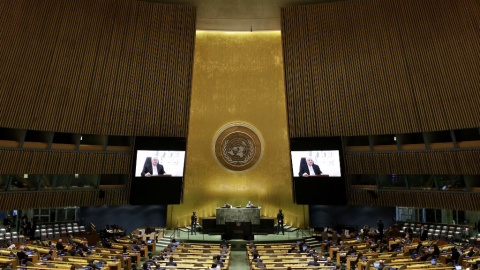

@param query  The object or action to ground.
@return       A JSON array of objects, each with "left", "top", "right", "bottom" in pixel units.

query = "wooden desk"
[
  {"left": 115, "top": 238, "right": 156, "bottom": 253},
  {"left": 0, "top": 255, "right": 17, "bottom": 269},
  {"left": 56, "top": 256, "right": 121, "bottom": 270},
  {"left": 110, "top": 243, "right": 147, "bottom": 258},
  {"left": 95, "top": 248, "right": 142, "bottom": 266}
]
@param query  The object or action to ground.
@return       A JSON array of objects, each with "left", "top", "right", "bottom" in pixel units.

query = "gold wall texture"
[{"left": 168, "top": 31, "right": 308, "bottom": 228}]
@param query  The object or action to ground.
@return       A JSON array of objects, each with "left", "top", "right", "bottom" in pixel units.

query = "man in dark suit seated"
[
  {"left": 166, "top": 257, "right": 177, "bottom": 266},
  {"left": 56, "top": 239, "right": 65, "bottom": 251},
  {"left": 141, "top": 157, "right": 165, "bottom": 177},
  {"left": 308, "top": 257, "right": 320, "bottom": 266},
  {"left": 325, "top": 257, "right": 335, "bottom": 266},
  {"left": 298, "top": 157, "right": 322, "bottom": 177},
  {"left": 17, "top": 247, "right": 28, "bottom": 264},
  {"left": 131, "top": 240, "right": 141, "bottom": 251},
  {"left": 43, "top": 250, "right": 53, "bottom": 260}
]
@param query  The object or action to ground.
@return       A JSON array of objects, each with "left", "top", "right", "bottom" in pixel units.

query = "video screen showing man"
[
  {"left": 135, "top": 150, "right": 185, "bottom": 177},
  {"left": 298, "top": 157, "right": 322, "bottom": 177},
  {"left": 291, "top": 150, "right": 342, "bottom": 177},
  {"left": 141, "top": 156, "right": 165, "bottom": 177}
]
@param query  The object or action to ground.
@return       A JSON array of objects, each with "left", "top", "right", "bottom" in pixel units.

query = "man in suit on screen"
[
  {"left": 141, "top": 156, "right": 165, "bottom": 177},
  {"left": 298, "top": 156, "right": 322, "bottom": 177}
]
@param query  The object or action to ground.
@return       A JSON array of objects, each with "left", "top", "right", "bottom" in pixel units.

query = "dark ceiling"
[{"left": 144, "top": 0, "right": 340, "bottom": 31}]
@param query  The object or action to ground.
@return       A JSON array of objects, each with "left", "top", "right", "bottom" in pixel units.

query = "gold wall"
[{"left": 168, "top": 31, "right": 308, "bottom": 228}]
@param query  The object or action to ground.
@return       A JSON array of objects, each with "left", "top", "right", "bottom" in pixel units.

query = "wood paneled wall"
[
  {"left": 345, "top": 149, "right": 480, "bottom": 175},
  {"left": 0, "top": 0, "right": 196, "bottom": 137},
  {"left": 0, "top": 149, "right": 131, "bottom": 174},
  {"left": 0, "top": 190, "right": 127, "bottom": 209},
  {"left": 282, "top": 0, "right": 480, "bottom": 137},
  {"left": 349, "top": 189, "right": 480, "bottom": 211}
]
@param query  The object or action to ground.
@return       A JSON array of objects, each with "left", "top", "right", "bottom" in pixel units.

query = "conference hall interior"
[{"left": 1, "top": 0, "right": 480, "bottom": 269}]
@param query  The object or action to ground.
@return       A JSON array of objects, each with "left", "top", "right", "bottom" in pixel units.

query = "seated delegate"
[
  {"left": 141, "top": 156, "right": 166, "bottom": 177},
  {"left": 298, "top": 156, "right": 322, "bottom": 177}
]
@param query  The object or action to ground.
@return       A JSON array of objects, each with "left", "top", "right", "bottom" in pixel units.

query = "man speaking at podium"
[
  {"left": 141, "top": 156, "right": 166, "bottom": 177},
  {"left": 298, "top": 156, "right": 322, "bottom": 177}
]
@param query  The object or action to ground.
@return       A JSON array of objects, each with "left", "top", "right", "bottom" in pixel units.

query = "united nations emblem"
[{"left": 213, "top": 123, "right": 264, "bottom": 172}]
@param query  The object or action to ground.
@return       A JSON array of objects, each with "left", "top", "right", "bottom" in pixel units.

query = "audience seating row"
[
  {"left": 160, "top": 242, "right": 231, "bottom": 270},
  {"left": 398, "top": 222, "right": 470, "bottom": 241},
  {"left": 35, "top": 224, "right": 86, "bottom": 240},
  {"left": 248, "top": 241, "right": 336, "bottom": 270},
  {"left": 0, "top": 230, "right": 25, "bottom": 244}
]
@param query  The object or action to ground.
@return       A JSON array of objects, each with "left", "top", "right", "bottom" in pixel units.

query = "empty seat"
[
  {"left": 11, "top": 231, "right": 18, "bottom": 242},
  {"left": 447, "top": 233, "right": 454, "bottom": 242}
]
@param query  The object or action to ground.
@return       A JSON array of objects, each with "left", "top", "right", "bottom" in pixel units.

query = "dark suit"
[
  {"left": 141, "top": 164, "right": 165, "bottom": 177},
  {"left": 277, "top": 212, "right": 284, "bottom": 235},
  {"left": 17, "top": 251, "right": 28, "bottom": 263},
  {"left": 298, "top": 164, "right": 322, "bottom": 177},
  {"left": 56, "top": 242, "right": 64, "bottom": 251},
  {"left": 191, "top": 214, "right": 197, "bottom": 235},
  {"left": 420, "top": 229, "right": 428, "bottom": 241}
]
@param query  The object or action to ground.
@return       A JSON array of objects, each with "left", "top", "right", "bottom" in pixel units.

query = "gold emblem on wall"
[{"left": 213, "top": 123, "right": 264, "bottom": 172}]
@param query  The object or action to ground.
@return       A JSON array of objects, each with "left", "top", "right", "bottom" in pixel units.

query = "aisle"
[{"left": 228, "top": 250, "right": 250, "bottom": 270}]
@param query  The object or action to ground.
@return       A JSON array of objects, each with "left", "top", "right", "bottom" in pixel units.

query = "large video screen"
[
  {"left": 291, "top": 150, "right": 341, "bottom": 177},
  {"left": 290, "top": 137, "right": 347, "bottom": 205},
  {"left": 135, "top": 150, "right": 185, "bottom": 177},
  {"left": 130, "top": 137, "right": 186, "bottom": 205}
]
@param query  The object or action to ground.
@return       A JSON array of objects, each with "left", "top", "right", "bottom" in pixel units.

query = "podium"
[
  {"left": 225, "top": 221, "right": 253, "bottom": 240},
  {"left": 216, "top": 208, "right": 260, "bottom": 225}
]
